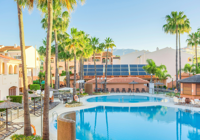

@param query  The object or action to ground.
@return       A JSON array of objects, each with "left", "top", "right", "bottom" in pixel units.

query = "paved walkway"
[{"left": 5, "top": 93, "right": 200, "bottom": 140}]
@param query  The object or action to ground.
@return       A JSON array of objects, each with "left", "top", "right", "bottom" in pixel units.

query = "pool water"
[
  {"left": 87, "top": 95, "right": 163, "bottom": 103},
  {"left": 54, "top": 106, "right": 200, "bottom": 140}
]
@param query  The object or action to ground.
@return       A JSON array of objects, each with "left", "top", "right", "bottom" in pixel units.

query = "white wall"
[
  {"left": 120, "top": 50, "right": 149, "bottom": 64},
  {"left": 0, "top": 60, "right": 19, "bottom": 100},
  {"left": 139, "top": 47, "right": 193, "bottom": 83}
]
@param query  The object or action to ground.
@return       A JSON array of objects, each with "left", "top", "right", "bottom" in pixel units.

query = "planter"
[{"left": 185, "top": 98, "right": 191, "bottom": 104}]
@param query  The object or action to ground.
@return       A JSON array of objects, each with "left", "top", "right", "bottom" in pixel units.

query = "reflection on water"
[{"left": 75, "top": 106, "right": 200, "bottom": 140}]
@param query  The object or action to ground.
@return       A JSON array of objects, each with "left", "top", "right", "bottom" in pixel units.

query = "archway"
[
  {"left": 14, "top": 65, "right": 17, "bottom": 74},
  {"left": 9, "top": 86, "right": 17, "bottom": 96},
  {"left": 2, "top": 62, "right": 5, "bottom": 74},
  {"left": 9, "top": 65, "right": 13, "bottom": 74}
]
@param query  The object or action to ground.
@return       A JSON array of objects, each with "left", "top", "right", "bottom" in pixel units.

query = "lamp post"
[{"left": 150, "top": 73, "right": 153, "bottom": 83}]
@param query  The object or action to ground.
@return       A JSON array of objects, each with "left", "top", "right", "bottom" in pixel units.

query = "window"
[
  {"left": 51, "top": 59, "right": 54, "bottom": 63},
  {"left": 14, "top": 56, "right": 21, "bottom": 59},
  {"left": 2, "top": 62, "right": 5, "bottom": 74},
  {"left": 9, "top": 65, "right": 13, "bottom": 74},
  {"left": 59, "top": 60, "right": 64, "bottom": 62},
  {"left": 59, "top": 66, "right": 63, "bottom": 70},
  {"left": 69, "top": 66, "right": 74, "bottom": 70},
  {"left": 14, "top": 65, "right": 17, "bottom": 74}
]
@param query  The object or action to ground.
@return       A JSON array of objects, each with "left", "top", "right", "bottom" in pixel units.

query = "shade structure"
[
  {"left": 28, "top": 94, "right": 39, "bottom": 115},
  {"left": 99, "top": 81, "right": 108, "bottom": 84},
  {"left": 58, "top": 87, "right": 73, "bottom": 93},
  {"left": 154, "top": 81, "right": 164, "bottom": 85},
  {"left": 129, "top": 81, "right": 138, "bottom": 92},
  {"left": 177, "top": 74, "right": 200, "bottom": 83},
  {"left": 0, "top": 100, "right": 22, "bottom": 131},
  {"left": 49, "top": 87, "right": 59, "bottom": 92}
]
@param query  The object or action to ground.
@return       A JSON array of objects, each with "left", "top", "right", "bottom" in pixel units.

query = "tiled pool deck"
[{"left": 5, "top": 93, "right": 200, "bottom": 140}]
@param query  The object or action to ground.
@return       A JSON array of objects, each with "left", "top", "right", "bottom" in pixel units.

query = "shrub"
[
  {"left": 41, "top": 84, "right": 45, "bottom": 90},
  {"left": 11, "top": 134, "right": 42, "bottom": 140},
  {"left": 0, "top": 101, "right": 5, "bottom": 112},
  {"left": 76, "top": 88, "right": 79, "bottom": 91},
  {"left": 30, "top": 84, "right": 40, "bottom": 91},
  {"left": 33, "top": 80, "right": 40, "bottom": 84},
  {"left": 7, "top": 96, "right": 22, "bottom": 104},
  {"left": 163, "top": 85, "right": 167, "bottom": 89}
]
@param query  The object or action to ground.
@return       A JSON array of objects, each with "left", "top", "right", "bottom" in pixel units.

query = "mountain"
[{"left": 112, "top": 49, "right": 137, "bottom": 56}]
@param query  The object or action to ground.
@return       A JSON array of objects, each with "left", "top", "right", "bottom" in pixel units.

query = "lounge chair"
[
  {"left": 128, "top": 88, "right": 132, "bottom": 93},
  {"left": 141, "top": 88, "right": 145, "bottom": 93},
  {"left": 136, "top": 88, "right": 140, "bottom": 93},
  {"left": 106, "top": 88, "right": 109, "bottom": 92},
  {"left": 116, "top": 88, "right": 120, "bottom": 93},
  {"left": 111, "top": 88, "right": 115, "bottom": 93},
  {"left": 122, "top": 88, "right": 126, "bottom": 93}
]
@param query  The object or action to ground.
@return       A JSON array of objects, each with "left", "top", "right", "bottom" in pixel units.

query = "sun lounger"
[
  {"left": 141, "top": 88, "right": 146, "bottom": 93},
  {"left": 128, "top": 88, "right": 132, "bottom": 93},
  {"left": 116, "top": 88, "right": 120, "bottom": 93},
  {"left": 122, "top": 88, "right": 126, "bottom": 93},
  {"left": 136, "top": 88, "right": 140, "bottom": 93},
  {"left": 111, "top": 88, "right": 115, "bottom": 93}
]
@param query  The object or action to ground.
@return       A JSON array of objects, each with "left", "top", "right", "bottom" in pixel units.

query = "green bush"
[
  {"left": 163, "top": 85, "right": 167, "bottom": 89},
  {"left": 61, "top": 70, "right": 72, "bottom": 76},
  {"left": 41, "top": 84, "right": 45, "bottom": 90},
  {"left": 7, "top": 96, "right": 22, "bottom": 104},
  {"left": 11, "top": 134, "right": 42, "bottom": 140},
  {"left": 76, "top": 88, "right": 79, "bottom": 91},
  {"left": 30, "top": 84, "right": 40, "bottom": 91},
  {"left": 0, "top": 101, "right": 5, "bottom": 112},
  {"left": 33, "top": 80, "right": 40, "bottom": 84}
]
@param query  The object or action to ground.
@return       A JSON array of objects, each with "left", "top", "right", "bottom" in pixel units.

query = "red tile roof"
[
  {"left": 0, "top": 46, "right": 32, "bottom": 52},
  {"left": 0, "top": 54, "right": 21, "bottom": 61}
]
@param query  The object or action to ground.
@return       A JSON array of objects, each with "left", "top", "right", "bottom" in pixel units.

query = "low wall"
[{"left": 57, "top": 111, "right": 76, "bottom": 140}]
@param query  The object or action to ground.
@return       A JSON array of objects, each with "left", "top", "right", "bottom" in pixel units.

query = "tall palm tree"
[
  {"left": 163, "top": 11, "right": 185, "bottom": 88},
  {"left": 178, "top": 18, "right": 191, "bottom": 80},
  {"left": 187, "top": 32, "right": 200, "bottom": 68},
  {"left": 90, "top": 37, "right": 99, "bottom": 92},
  {"left": 16, "top": 0, "right": 33, "bottom": 136},
  {"left": 38, "top": 1, "right": 85, "bottom": 139},
  {"left": 104, "top": 38, "right": 116, "bottom": 92}
]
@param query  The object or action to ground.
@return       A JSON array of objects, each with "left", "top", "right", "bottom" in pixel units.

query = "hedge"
[
  {"left": 33, "top": 80, "right": 40, "bottom": 84},
  {"left": 0, "top": 101, "right": 5, "bottom": 112},
  {"left": 11, "top": 134, "right": 42, "bottom": 140},
  {"left": 7, "top": 96, "right": 22, "bottom": 104},
  {"left": 30, "top": 84, "right": 40, "bottom": 91}
]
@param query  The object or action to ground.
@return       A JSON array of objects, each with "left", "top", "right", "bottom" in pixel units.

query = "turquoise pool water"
[
  {"left": 54, "top": 106, "right": 200, "bottom": 140},
  {"left": 86, "top": 95, "right": 163, "bottom": 103}
]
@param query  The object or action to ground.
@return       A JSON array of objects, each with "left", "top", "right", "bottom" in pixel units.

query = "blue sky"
[{"left": 0, "top": 0, "right": 200, "bottom": 52}]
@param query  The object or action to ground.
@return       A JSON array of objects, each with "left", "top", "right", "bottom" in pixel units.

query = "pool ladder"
[
  {"left": 119, "top": 97, "right": 124, "bottom": 103},
  {"left": 52, "top": 111, "right": 58, "bottom": 122}
]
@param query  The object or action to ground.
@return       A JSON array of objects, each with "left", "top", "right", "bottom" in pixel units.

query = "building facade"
[{"left": 0, "top": 55, "right": 21, "bottom": 100}]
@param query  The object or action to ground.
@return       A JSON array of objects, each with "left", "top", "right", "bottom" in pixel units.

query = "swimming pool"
[
  {"left": 54, "top": 106, "right": 200, "bottom": 140},
  {"left": 86, "top": 95, "right": 164, "bottom": 103}
]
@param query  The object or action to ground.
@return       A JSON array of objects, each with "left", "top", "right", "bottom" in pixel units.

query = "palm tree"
[
  {"left": 182, "top": 63, "right": 195, "bottom": 77},
  {"left": 58, "top": 45, "right": 74, "bottom": 87},
  {"left": 16, "top": 0, "right": 33, "bottom": 136},
  {"left": 157, "top": 69, "right": 171, "bottom": 88},
  {"left": 38, "top": 1, "right": 85, "bottom": 139},
  {"left": 90, "top": 37, "right": 99, "bottom": 92},
  {"left": 163, "top": 11, "right": 185, "bottom": 88},
  {"left": 104, "top": 38, "right": 116, "bottom": 92},
  {"left": 178, "top": 18, "right": 191, "bottom": 80},
  {"left": 186, "top": 32, "right": 200, "bottom": 68}
]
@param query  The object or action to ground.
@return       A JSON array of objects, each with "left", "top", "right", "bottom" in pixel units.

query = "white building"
[
  {"left": 0, "top": 55, "right": 21, "bottom": 100},
  {"left": 119, "top": 47, "right": 193, "bottom": 83},
  {"left": 0, "top": 45, "right": 40, "bottom": 78}
]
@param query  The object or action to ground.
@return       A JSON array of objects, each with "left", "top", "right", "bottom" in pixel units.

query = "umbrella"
[
  {"left": 49, "top": 87, "right": 59, "bottom": 92},
  {"left": 154, "top": 81, "right": 164, "bottom": 85},
  {"left": 129, "top": 81, "right": 138, "bottom": 92},
  {"left": 0, "top": 99, "right": 22, "bottom": 131},
  {"left": 29, "top": 94, "right": 39, "bottom": 115}
]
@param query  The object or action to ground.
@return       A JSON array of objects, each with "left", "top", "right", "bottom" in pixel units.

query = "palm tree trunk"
[
  {"left": 196, "top": 45, "right": 198, "bottom": 68},
  {"left": 65, "top": 59, "right": 67, "bottom": 86},
  {"left": 43, "top": 0, "right": 53, "bottom": 139},
  {"left": 94, "top": 52, "right": 97, "bottom": 92},
  {"left": 79, "top": 57, "right": 82, "bottom": 89},
  {"left": 176, "top": 26, "right": 178, "bottom": 88},
  {"left": 17, "top": 2, "right": 32, "bottom": 136},
  {"left": 54, "top": 30, "right": 58, "bottom": 89},
  {"left": 104, "top": 48, "right": 109, "bottom": 92},
  {"left": 50, "top": 68, "right": 52, "bottom": 87},
  {"left": 67, "top": 59, "right": 70, "bottom": 87},
  {"left": 179, "top": 33, "right": 181, "bottom": 80},
  {"left": 82, "top": 57, "right": 84, "bottom": 88},
  {"left": 73, "top": 48, "right": 76, "bottom": 101}
]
